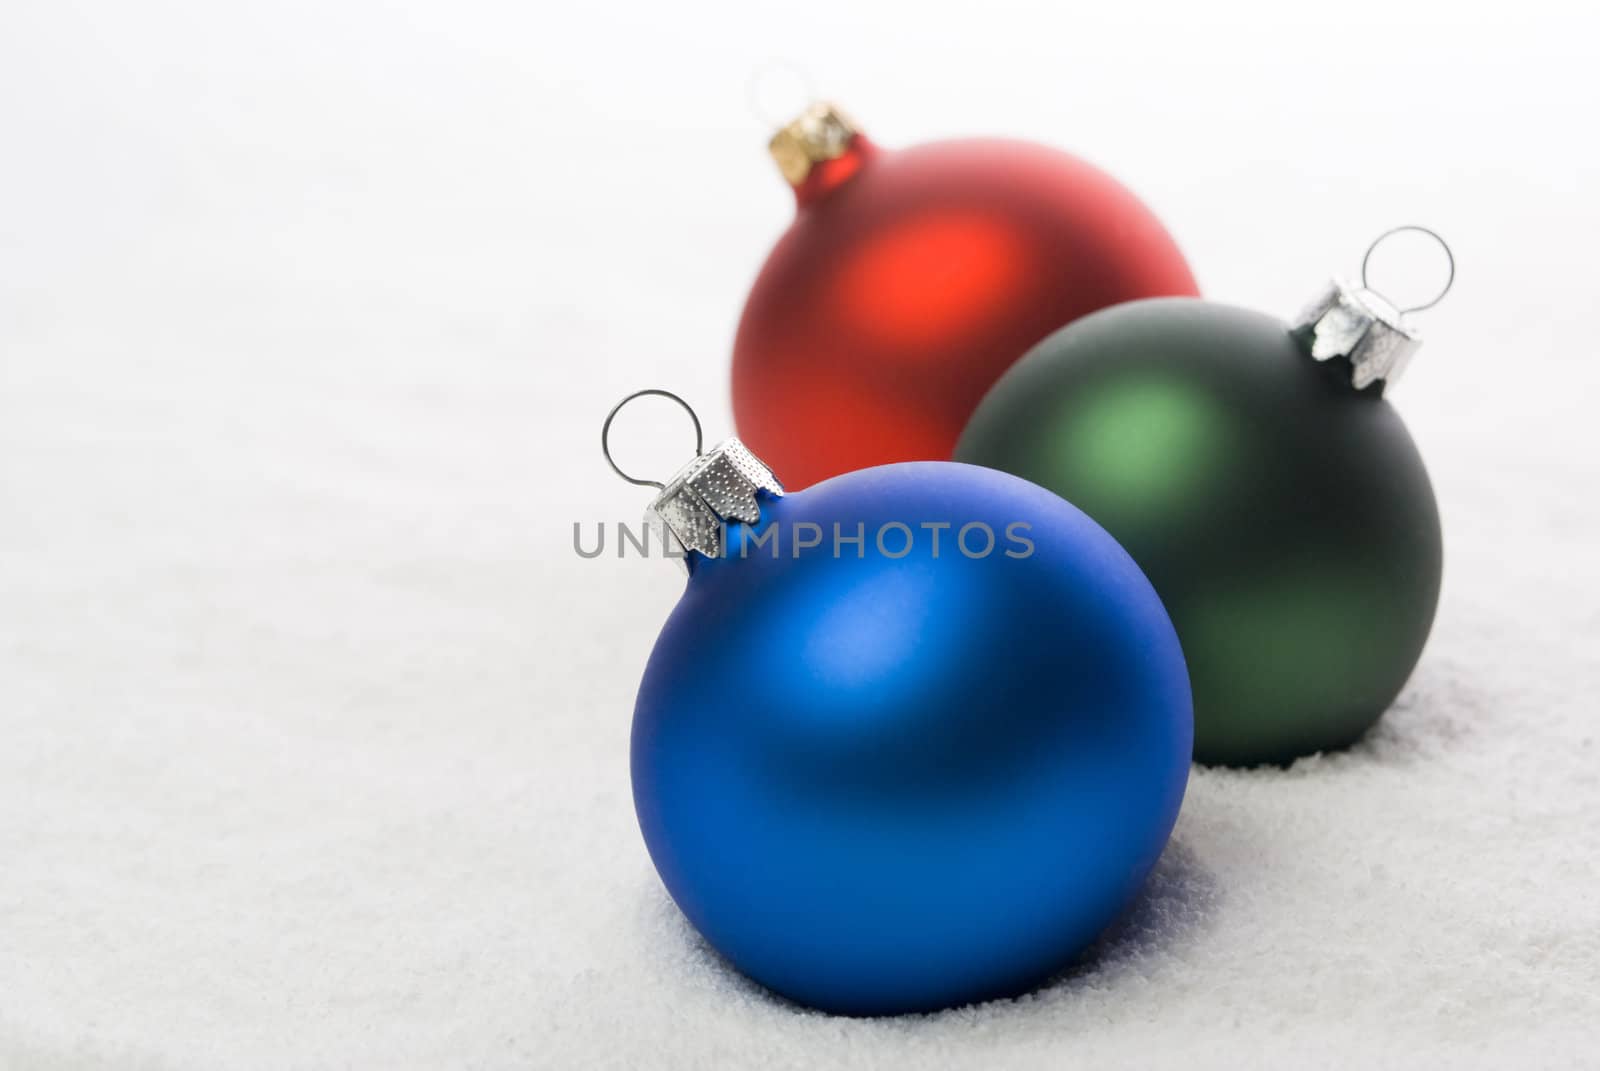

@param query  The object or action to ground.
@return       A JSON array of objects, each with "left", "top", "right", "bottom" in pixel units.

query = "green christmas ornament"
[{"left": 956, "top": 228, "right": 1453, "bottom": 767}]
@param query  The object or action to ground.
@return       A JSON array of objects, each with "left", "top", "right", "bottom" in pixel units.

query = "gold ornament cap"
[{"left": 768, "top": 102, "right": 859, "bottom": 185}]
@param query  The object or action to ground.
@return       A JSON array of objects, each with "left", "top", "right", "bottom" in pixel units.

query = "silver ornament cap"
[
  {"left": 1290, "top": 225, "right": 1455, "bottom": 391},
  {"left": 603, "top": 390, "right": 784, "bottom": 572},
  {"left": 645, "top": 437, "right": 784, "bottom": 568},
  {"left": 1291, "top": 279, "right": 1421, "bottom": 390}
]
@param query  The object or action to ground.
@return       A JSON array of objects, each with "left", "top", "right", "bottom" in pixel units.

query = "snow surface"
[{"left": 2, "top": 1, "right": 1598, "bottom": 1066}]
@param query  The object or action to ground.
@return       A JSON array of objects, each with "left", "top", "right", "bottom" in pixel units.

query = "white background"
[{"left": 3, "top": 0, "right": 1598, "bottom": 1067}]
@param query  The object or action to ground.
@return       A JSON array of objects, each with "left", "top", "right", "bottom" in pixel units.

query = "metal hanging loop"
[
  {"left": 600, "top": 389, "right": 704, "bottom": 490},
  {"left": 744, "top": 59, "right": 818, "bottom": 129},
  {"left": 1360, "top": 225, "right": 1456, "bottom": 315}
]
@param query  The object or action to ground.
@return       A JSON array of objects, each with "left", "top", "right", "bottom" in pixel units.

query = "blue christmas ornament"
[{"left": 607, "top": 391, "right": 1192, "bottom": 1016}]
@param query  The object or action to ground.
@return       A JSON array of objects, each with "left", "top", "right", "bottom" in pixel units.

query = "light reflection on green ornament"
[{"left": 1054, "top": 376, "right": 1236, "bottom": 518}]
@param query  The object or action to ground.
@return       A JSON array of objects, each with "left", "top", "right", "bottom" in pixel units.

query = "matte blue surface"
[{"left": 631, "top": 462, "right": 1192, "bottom": 1015}]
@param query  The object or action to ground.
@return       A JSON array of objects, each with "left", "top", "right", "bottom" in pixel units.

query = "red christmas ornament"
[{"left": 732, "top": 103, "right": 1199, "bottom": 489}]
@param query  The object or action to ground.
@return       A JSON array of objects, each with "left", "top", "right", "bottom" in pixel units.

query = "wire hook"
[
  {"left": 1360, "top": 225, "right": 1455, "bottom": 315},
  {"left": 744, "top": 60, "right": 818, "bottom": 129},
  {"left": 601, "top": 389, "right": 704, "bottom": 490}
]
